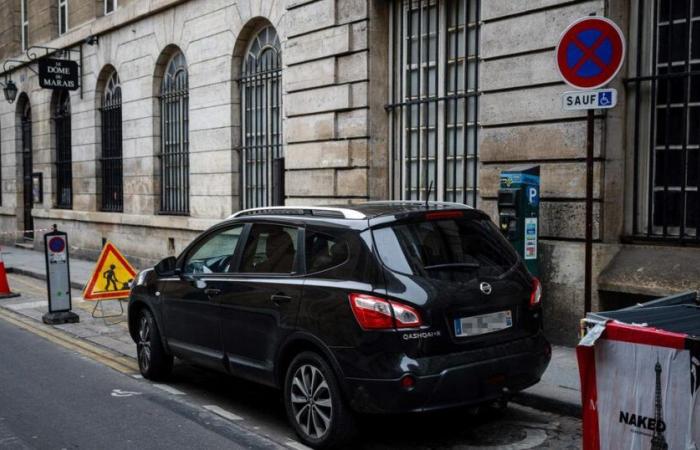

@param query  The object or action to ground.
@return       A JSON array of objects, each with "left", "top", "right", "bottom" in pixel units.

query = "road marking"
[
  {"left": 0, "top": 306, "right": 138, "bottom": 374},
  {"left": 285, "top": 440, "right": 312, "bottom": 450},
  {"left": 111, "top": 389, "right": 142, "bottom": 397},
  {"left": 202, "top": 405, "right": 244, "bottom": 421},
  {"left": 153, "top": 383, "right": 185, "bottom": 395},
  {"left": 460, "top": 429, "right": 548, "bottom": 450}
]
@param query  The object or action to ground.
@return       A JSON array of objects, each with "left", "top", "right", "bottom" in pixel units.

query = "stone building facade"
[{"left": 1, "top": 0, "right": 699, "bottom": 345}]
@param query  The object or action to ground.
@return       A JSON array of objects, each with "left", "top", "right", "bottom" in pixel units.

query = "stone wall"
[{"left": 283, "top": 0, "right": 370, "bottom": 205}]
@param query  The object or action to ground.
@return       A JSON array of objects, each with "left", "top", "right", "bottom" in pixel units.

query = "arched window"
[
  {"left": 159, "top": 51, "right": 189, "bottom": 214},
  {"left": 241, "top": 26, "right": 283, "bottom": 208},
  {"left": 54, "top": 90, "right": 72, "bottom": 209},
  {"left": 101, "top": 71, "right": 123, "bottom": 212}
]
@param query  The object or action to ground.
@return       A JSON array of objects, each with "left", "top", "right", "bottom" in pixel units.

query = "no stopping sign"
[{"left": 556, "top": 17, "right": 625, "bottom": 90}]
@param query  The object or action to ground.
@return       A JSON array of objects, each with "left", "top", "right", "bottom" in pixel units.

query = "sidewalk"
[{"left": 0, "top": 245, "right": 582, "bottom": 417}]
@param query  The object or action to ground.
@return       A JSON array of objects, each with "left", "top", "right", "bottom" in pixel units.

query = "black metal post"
[{"left": 585, "top": 109, "right": 594, "bottom": 314}]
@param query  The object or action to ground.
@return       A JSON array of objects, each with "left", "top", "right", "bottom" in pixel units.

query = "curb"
[
  {"left": 6, "top": 266, "right": 86, "bottom": 291},
  {"left": 511, "top": 392, "right": 582, "bottom": 418}
]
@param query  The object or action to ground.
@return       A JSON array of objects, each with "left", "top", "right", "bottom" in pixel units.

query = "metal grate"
[
  {"left": 628, "top": 0, "right": 700, "bottom": 241},
  {"left": 387, "top": 0, "right": 480, "bottom": 205},
  {"left": 241, "top": 25, "right": 283, "bottom": 209},
  {"left": 21, "top": 101, "right": 33, "bottom": 239},
  {"left": 101, "top": 71, "right": 123, "bottom": 212},
  {"left": 54, "top": 90, "right": 72, "bottom": 209},
  {"left": 159, "top": 51, "right": 189, "bottom": 215}
]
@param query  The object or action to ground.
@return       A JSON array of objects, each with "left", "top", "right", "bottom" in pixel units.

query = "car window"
[
  {"left": 240, "top": 224, "right": 299, "bottom": 274},
  {"left": 372, "top": 216, "right": 518, "bottom": 281},
  {"left": 305, "top": 231, "right": 349, "bottom": 273},
  {"left": 183, "top": 226, "right": 243, "bottom": 274}
]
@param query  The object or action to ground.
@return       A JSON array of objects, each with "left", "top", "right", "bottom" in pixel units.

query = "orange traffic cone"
[{"left": 0, "top": 247, "right": 20, "bottom": 299}]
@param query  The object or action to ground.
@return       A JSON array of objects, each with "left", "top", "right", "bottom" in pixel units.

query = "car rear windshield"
[{"left": 372, "top": 216, "right": 519, "bottom": 281}]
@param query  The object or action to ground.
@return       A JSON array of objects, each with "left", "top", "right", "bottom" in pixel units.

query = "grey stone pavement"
[{"left": 0, "top": 244, "right": 582, "bottom": 418}]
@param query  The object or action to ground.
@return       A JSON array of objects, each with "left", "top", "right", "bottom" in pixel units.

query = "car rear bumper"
[{"left": 336, "top": 333, "right": 551, "bottom": 414}]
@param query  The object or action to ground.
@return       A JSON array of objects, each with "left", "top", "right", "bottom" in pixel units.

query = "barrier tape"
[{"left": 0, "top": 227, "right": 53, "bottom": 236}]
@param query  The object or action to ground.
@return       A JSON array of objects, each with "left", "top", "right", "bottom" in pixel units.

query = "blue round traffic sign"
[
  {"left": 48, "top": 236, "right": 65, "bottom": 253},
  {"left": 556, "top": 17, "right": 625, "bottom": 90}
]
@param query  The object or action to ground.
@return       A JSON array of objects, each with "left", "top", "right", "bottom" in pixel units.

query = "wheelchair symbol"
[{"left": 598, "top": 91, "right": 612, "bottom": 107}]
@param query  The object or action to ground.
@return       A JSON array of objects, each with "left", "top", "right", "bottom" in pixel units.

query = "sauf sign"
[{"left": 38, "top": 58, "right": 79, "bottom": 90}]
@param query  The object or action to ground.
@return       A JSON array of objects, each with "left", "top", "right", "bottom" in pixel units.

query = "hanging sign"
[
  {"left": 83, "top": 242, "right": 137, "bottom": 301},
  {"left": 556, "top": 17, "right": 625, "bottom": 90},
  {"left": 38, "top": 58, "right": 79, "bottom": 90}
]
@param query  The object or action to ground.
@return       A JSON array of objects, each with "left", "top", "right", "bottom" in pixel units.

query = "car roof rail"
[
  {"left": 363, "top": 200, "right": 473, "bottom": 209},
  {"left": 229, "top": 206, "right": 367, "bottom": 220}
]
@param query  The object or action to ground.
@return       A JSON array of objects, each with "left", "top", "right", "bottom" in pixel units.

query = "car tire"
[
  {"left": 284, "top": 351, "right": 356, "bottom": 449},
  {"left": 136, "top": 309, "right": 173, "bottom": 381}
]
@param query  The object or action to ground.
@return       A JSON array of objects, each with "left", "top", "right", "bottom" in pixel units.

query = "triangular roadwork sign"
[{"left": 83, "top": 242, "right": 137, "bottom": 301}]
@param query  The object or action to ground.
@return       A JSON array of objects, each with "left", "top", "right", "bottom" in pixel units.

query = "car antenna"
[{"left": 425, "top": 180, "right": 433, "bottom": 208}]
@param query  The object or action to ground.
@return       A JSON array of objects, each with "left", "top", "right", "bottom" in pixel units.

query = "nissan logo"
[{"left": 480, "top": 282, "right": 493, "bottom": 295}]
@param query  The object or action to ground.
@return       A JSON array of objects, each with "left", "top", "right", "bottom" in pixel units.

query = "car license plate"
[{"left": 453, "top": 310, "right": 513, "bottom": 337}]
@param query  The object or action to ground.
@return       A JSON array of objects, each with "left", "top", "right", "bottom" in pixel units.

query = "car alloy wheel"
[
  {"left": 290, "top": 364, "right": 333, "bottom": 439},
  {"left": 137, "top": 315, "right": 152, "bottom": 373}
]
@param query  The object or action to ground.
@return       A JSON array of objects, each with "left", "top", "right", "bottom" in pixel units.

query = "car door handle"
[
  {"left": 270, "top": 294, "right": 292, "bottom": 305},
  {"left": 204, "top": 288, "right": 221, "bottom": 297}
]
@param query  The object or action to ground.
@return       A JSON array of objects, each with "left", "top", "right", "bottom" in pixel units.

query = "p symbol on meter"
[{"left": 528, "top": 187, "right": 539, "bottom": 206}]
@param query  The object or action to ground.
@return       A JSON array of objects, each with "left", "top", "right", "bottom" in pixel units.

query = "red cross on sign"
[{"left": 556, "top": 17, "right": 625, "bottom": 90}]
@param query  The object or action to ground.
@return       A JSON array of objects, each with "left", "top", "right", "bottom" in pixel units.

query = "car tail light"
[
  {"left": 529, "top": 277, "right": 542, "bottom": 308},
  {"left": 348, "top": 293, "right": 422, "bottom": 330}
]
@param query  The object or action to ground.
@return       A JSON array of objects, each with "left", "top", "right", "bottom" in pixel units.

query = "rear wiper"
[{"left": 423, "top": 262, "right": 480, "bottom": 270}]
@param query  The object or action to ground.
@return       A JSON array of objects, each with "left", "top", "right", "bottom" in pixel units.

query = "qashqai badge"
[{"left": 480, "top": 282, "right": 492, "bottom": 295}]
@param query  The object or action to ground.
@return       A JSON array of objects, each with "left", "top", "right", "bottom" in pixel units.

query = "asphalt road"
[
  {"left": 0, "top": 272, "right": 582, "bottom": 449},
  {"left": 0, "top": 317, "right": 280, "bottom": 450}
]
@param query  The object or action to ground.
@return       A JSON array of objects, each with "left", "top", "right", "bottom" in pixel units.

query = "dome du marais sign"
[{"left": 38, "top": 58, "right": 79, "bottom": 90}]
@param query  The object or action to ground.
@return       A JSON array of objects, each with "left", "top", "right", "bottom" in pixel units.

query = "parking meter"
[{"left": 498, "top": 166, "right": 540, "bottom": 277}]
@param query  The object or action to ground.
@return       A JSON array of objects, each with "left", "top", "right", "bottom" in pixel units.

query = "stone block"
[
  {"left": 285, "top": 141, "right": 351, "bottom": 169},
  {"left": 351, "top": 21, "right": 367, "bottom": 51},
  {"left": 337, "top": 51, "right": 367, "bottom": 83},
  {"left": 480, "top": 120, "right": 604, "bottom": 161},
  {"left": 481, "top": 85, "right": 584, "bottom": 125},
  {"left": 286, "top": 57, "right": 336, "bottom": 92},
  {"left": 481, "top": 1, "right": 602, "bottom": 59},
  {"left": 350, "top": 81, "right": 367, "bottom": 108},
  {"left": 482, "top": 0, "right": 576, "bottom": 20},
  {"left": 285, "top": 84, "right": 348, "bottom": 118},
  {"left": 286, "top": 25, "right": 351, "bottom": 65},
  {"left": 539, "top": 201, "right": 600, "bottom": 240},
  {"left": 336, "top": 168, "right": 367, "bottom": 197},
  {"left": 336, "top": 108, "right": 367, "bottom": 138},
  {"left": 286, "top": 112, "right": 335, "bottom": 142},
  {"left": 480, "top": 50, "right": 560, "bottom": 91},
  {"left": 287, "top": 0, "right": 335, "bottom": 37},
  {"left": 337, "top": 0, "right": 367, "bottom": 24},
  {"left": 286, "top": 169, "right": 335, "bottom": 196}
]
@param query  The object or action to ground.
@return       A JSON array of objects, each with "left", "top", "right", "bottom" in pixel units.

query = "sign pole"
[
  {"left": 584, "top": 109, "right": 594, "bottom": 314},
  {"left": 555, "top": 16, "right": 625, "bottom": 315}
]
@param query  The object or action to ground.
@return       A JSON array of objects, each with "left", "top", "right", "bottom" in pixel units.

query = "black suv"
[{"left": 128, "top": 202, "right": 551, "bottom": 448}]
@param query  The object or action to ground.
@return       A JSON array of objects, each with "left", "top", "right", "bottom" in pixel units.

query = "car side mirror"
[{"left": 154, "top": 256, "right": 178, "bottom": 277}]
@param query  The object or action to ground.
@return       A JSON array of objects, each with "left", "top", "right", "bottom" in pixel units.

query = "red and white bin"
[{"left": 577, "top": 292, "right": 700, "bottom": 450}]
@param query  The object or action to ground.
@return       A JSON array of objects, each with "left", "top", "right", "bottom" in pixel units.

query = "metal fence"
[
  {"left": 241, "top": 26, "right": 283, "bottom": 209},
  {"left": 159, "top": 52, "right": 189, "bottom": 215},
  {"left": 627, "top": 0, "right": 699, "bottom": 241},
  {"left": 101, "top": 72, "right": 123, "bottom": 212},
  {"left": 387, "top": 0, "right": 480, "bottom": 205},
  {"left": 54, "top": 90, "right": 72, "bottom": 209}
]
